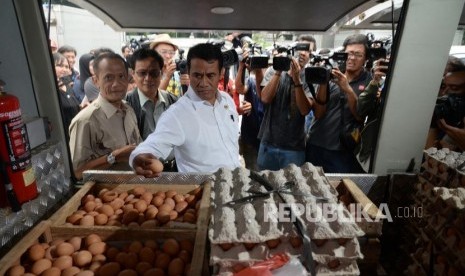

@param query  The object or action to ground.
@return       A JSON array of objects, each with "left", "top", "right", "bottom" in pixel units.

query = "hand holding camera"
[
  {"left": 371, "top": 58, "right": 389, "bottom": 85},
  {"left": 331, "top": 68, "right": 350, "bottom": 92}
]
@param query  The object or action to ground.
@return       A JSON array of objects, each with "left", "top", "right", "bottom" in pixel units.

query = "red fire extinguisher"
[{"left": 0, "top": 90, "right": 38, "bottom": 207}]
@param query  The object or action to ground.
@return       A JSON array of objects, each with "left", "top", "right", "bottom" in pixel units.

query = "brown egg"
[
  {"left": 183, "top": 212, "right": 196, "bottom": 224},
  {"left": 74, "top": 250, "right": 93, "bottom": 267},
  {"left": 66, "top": 213, "right": 83, "bottom": 225},
  {"left": 97, "top": 204, "right": 115, "bottom": 216},
  {"left": 174, "top": 201, "right": 188, "bottom": 214},
  {"left": 163, "top": 239, "right": 180, "bottom": 256},
  {"left": 164, "top": 198, "right": 176, "bottom": 208},
  {"left": 158, "top": 203, "right": 174, "bottom": 213},
  {"left": 118, "top": 191, "right": 129, "bottom": 201},
  {"left": 173, "top": 194, "right": 184, "bottom": 203},
  {"left": 101, "top": 191, "right": 118, "bottom": 203},
  {"left": 140, "top": 220, "right": 158, "bottom": 229},
  {"left": 89, "top": 261, "right": 103, "bottom": 272},
  {"left": 219, "top": 243, "right": 234, "bottom": 251},
  {"left": 81, "top": 194, "right": 95, "bottom": 204},
  {"left": 76, "top": 271, "right": 94, "bottom": 276},
  {"left": 97, "top": 262, "right": 121, "bottom": 276},
  {"left": 135, "top": 262, "right": 152, "bottom": 275},
  {"left": 115, "top": 252, "right": 128, "bottom": 266},
  {"left": 62, "top": 266, "right": 81, "bottom": 276},
  {"left": 80, "top": 215, "right": 95, "bottom": 226},
  {"left": 98, "top": 188, "right": 109, "bottom": 197},
  {"left": 151, "top": 196, "right": 164, "bottom": 207},
  {"left": 139, "top": 247, "right": 155, "bottom": 263},
  {"left": 53, "top": 255, "right": 73, "bottom": 270},
  {"left": 84, "top": 201, "right": 97, "bottom": 212},
  {"left": 125, "top": 194, "right": 136, "bottom": 203},
  {"left": 41, "top": 267, "right": 61, "bottom": 276},
  {"left": 140, "top": 192, "right": 154, "bottom": 205},
  {"left": 149, "top": 160, "right": 164, "bottom": 174},
  {"left": 122, "top": 210, "right": 140, "bottom": 225},
  {"left": 144, "top": 240, "right": 158, "bottom": 251},
  {"left": 132, "top": 187, "right": 147, "bottom": 197},
  {"left": 88, "top": 211, "right": 100, "bottom": 217},
  {"left": 124, "top": 252, "right": 139, "bottom": 269},
  {"left": 135, "top": 200, "right": 148, "bottom": 213},
  {"left": 129, "top": 198, "right": 139, "bottom": 205},
  {"left": 327, "top": 259, "right": 341, "bottom": 270},
  {"left": 107, "top": 220, "right": 122, "bottom": 226},
  {"left": 88, "top": 242, "right": 107, "bottom": 255},
  {"left": 289, "top": 236, "right": 303, "bottom": 248},
  {"left": 243, "top": 242, "right": 256, "bottom": 251},
  {"left": 179, "top": 240, "right": 194, "bottom": 254},
  {"left": 85, "top": 234, "right": 102, "bottom": 247},
  {"left": 168, "top": 258, "right": 185, "bottom": 276},
  {"left": 95, "top": 213, "right": 109, "bottom": 225},
  {"left": 119, "top": 269, "right": 138, "bottom": 276},
  {"left": 143, "top": 268, "right": 165, "bottom": 276},
  {"left": 106, "top": 247, "right": 120, "bottom": 261},
  {"left": 56, "top": 242, "right": 75, "bottom": 256},
  {"left": 145, "top": 207, "right": 159, "bottom": 220},
  {"left": 154, "top": 191, "right": 166, "bottom": 199},
  {"left": 154, "top": 253, "right": 171, "bottom": 270},
  {"left": 29, "top": 243, "right": 46, "bottom": 261},
  {"left": 169, "top": 210, "right": 178, "bottom": 220},
  {"left": 184, "top": 195, "right": 196, "bottom": 207},
  {"left": 31, "top": 258, "right": 52, "bottom": 275},
  {"left": 178, "top": 250, "right": 191, "bottom": 264},
  {"left": 110, "top": 198, "right": 125, "bottom": 211},
  {"left": 92, "top": 254, "right": 106, "bottom": 263},
  {"left": 68, "top": 237, "right": 82, "bottom": 251},
  {"left": 75, "top": 210, "right": 87, "bottom": 216},
  {"left": 156, "top": 210, "right": 171, "bottom": 224},
  {"left": 7, "top": 265, "right": 25, "bottom": 276},
  {"left": 266, "top": 238, "right": 281, "bottom": 249}
]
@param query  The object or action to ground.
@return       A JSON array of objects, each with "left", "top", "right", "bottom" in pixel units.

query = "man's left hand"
[{"left": 438, "top": 118, "right": 465, "bottom": 151}]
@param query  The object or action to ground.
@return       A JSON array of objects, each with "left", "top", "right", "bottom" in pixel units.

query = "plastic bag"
[{"left": 233, "top": 253, "right": 290, "bottom": 276}]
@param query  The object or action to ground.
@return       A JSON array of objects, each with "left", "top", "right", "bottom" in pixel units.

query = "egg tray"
[
  {"left": 0, "top": 220, "right": 206, "bottom": 276},
  {"left": 422, "top": 148, "right": 465, "bottom": 183},
  {"left": 210, "top": 237, "right": 361, "bottom": 264},
  {"left": 209, "top": 163, "right": 364, "bottom": 244},
  {"left": 215, "top": 258, "right": 360, "bottom": 276},
  {"left": 49, "top": 181, "right": 211, "bottom": 230}
]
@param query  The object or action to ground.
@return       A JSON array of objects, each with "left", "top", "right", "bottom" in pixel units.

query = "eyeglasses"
[
  {"left": 346, "top": 52, "right": 365, "bottom": 59},
  {"left": 135, "top": 70, "right": 161, "bottom": 78},
  {"left": 158, "top": 50, "right": 176, "bottom": 56}
]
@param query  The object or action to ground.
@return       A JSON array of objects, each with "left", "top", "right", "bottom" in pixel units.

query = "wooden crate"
[
  {"left": 49, "top": 181, "right": 211, "bottom": 230},
  {"left": 331, "top": 179, "right": 384, "bottom": 237},
  {"left": 0, "top": 220, "right": 208, "bottom": 276}
]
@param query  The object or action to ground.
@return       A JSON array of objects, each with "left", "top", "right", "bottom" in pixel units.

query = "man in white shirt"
[{"left": 129, "top": 43, "right": 241, "bottom": 175}]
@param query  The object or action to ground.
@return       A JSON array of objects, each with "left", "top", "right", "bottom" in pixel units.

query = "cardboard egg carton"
[
  {"left": 432, "top": 187, "right": 465, "bottom": 210},
  {"left": 423, "top": 148, "right": 465, "bottom": 183},
  {"left": 209, "top": 164, "right": 364, "bottom": 245}
]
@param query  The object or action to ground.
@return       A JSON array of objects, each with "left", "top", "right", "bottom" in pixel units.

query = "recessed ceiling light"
[{"left": 211, "top": 6, "right": 234, "bottom": 15}]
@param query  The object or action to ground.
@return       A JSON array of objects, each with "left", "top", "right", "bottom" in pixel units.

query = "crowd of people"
[{"left": 49, "top": 32, "right": 465, "bottom": 180}]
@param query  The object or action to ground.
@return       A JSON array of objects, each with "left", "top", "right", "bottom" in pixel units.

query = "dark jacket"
[{"left": 125, "top": 88, "right": 178, "bottom": 139}]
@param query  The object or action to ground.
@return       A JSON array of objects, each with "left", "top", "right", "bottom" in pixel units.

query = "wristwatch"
[{"left": 107, "top": 152, "right": 116, "bottom": 165}]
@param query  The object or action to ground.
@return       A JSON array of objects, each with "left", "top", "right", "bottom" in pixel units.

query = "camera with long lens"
[
  {"left": 434, "top": 94, "right": 465, "bottom": 127},
  {"left": 272, "top": 43, "right": 310, "bottom": 72},
  {"left": 207, "top": 39, "right": 240, "bottom": 68},
  {"left": 305, "top": 51, "right": 348, "bottom": 84},
  {"left": 175, "top": 49, "right": 187, "bottom": 74}
]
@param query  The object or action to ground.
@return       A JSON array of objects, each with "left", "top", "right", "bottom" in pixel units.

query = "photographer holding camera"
[
  {"left": 150, "top": 34, "right": 189, "bottom": 97},
  {"left": 257, "top": 35, "right": 315, "bottom": 171},
  {"left": 306, "top": 34, "right": 372, "bottom": 173},
  {"left": 426, "top": 65, "right": 465, "bottom": 152}
]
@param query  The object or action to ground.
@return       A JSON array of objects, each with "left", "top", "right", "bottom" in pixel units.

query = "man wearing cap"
[{"left": 150, "top": 33, "right": 189, "bottom": 97}]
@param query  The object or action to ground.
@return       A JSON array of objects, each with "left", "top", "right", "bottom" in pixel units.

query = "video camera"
[
  {"left": 273, "top": 43, "right": 311, "bottom": 71},
  {"left": 208, "top": 39, "right": 240, "bottom": 68},
  {"left": 365, "top": 33, "right": 391, "bottom": 71},
  {"left": 434, "top": 94, "right": 465, "bottom": 127},
  {"left": 129, "top": 37, "right": 150, "bottom": 51},
  {"left": 238, "top": 36, "right": 269, "bottom": 70},
  {"left": 305, "top": 51, "right": 348, "bottom": 84},
  {"left": 175, "top": 49, "right": 187, "bottom": 74}
]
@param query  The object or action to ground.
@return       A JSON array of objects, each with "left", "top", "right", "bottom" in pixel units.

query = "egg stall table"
[{"left": 0, "top": 171, "right": 212, "bottom": 276}]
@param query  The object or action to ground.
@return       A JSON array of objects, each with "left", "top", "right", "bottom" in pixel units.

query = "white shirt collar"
[{"left": 137, "top": 88, "right": 167, "bottom": 108}]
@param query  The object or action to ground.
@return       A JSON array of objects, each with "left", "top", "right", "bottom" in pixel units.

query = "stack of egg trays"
[
  {"left": 209, "top": 163, "right": 365, "bottom": 275},
  {"left": 0, "top": 141, "right": 71, "bottom": 250}
]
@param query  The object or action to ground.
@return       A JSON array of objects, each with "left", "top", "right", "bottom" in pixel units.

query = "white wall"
[{"left": 47, "top": 5, "right": 124, "bottom": 67}]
